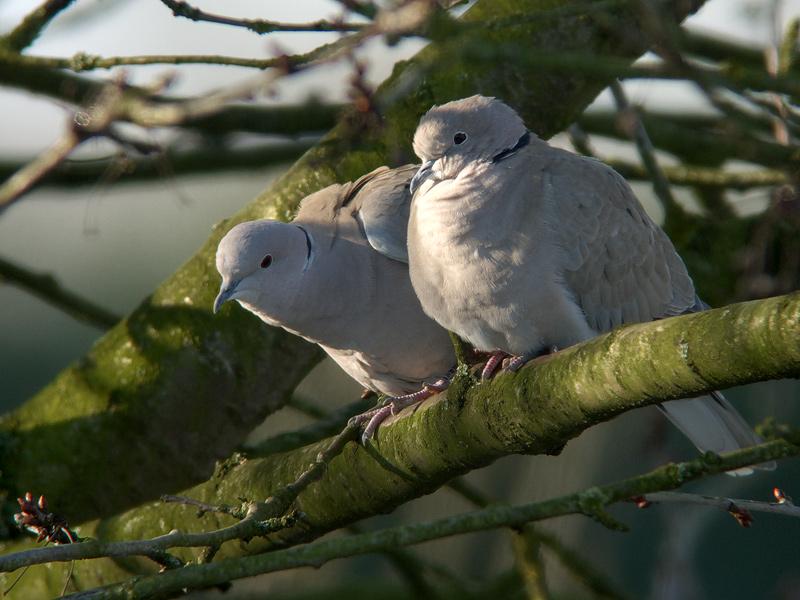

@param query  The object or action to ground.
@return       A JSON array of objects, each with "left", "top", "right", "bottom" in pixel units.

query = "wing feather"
[{"left": 548, "top": 153, "right": 696, "bottom": 332}]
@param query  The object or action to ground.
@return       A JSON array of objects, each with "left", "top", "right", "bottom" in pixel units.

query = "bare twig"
[
  {"left": 0, "top": 76, "right": 130, "bottom": 210},
  {"left": 604, "top": 160, "right": 788, "bottom": 190},
  {"left": 0, "top": 140, "right": 315, "bottom": 188},
  {"left": 159, "top": 0, "right": 366, "bottom": 34},
  {"left": 511, "top": 528, "right": 551, "bottom": 600},
  {"left": 0, "top": 504, "right": 297, "bottom": 573},
  {"left": 609, "top": 80, "right": 683, "bottom": 220},
  {"left": 0, "top": 424, "right": 361, "bottom": 573},
  {"left": 160, "top": 496, "right": 247, "bottom": 520},
  {"left": 0, "top": 130, "right": 81, "bottom": 210},
  {"left": 250, "top": 397, "right": 374, "bottom": 456},
  {"left": 566, "top": 123, "right": 597, "bottom": 157},
  {"left": 0, "top": 256, "right": 121, "bottom": 329},
  {"left": 638, "top": 490, "right": 800, "bottom": 522},
  {"left": 447, "top": 477, "right": 625, "bottom": 600},
  {"left": 0, "top": 0, "right": 76, "bottom": 52},
  {"left": 276, "top": 422, "right": 360, "bottom": 502},
  {"left": 19, "top": 52, "right": 290, "bottom": 71}
]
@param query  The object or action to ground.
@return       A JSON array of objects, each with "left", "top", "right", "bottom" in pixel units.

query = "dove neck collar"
[
  {"left": 295, "top": 225, "right": 315, "bottom": 272},
  {"left": 492, "top": 131, "right": 530, "bottom": 164}
]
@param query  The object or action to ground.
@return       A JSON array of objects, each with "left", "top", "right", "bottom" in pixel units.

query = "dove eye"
[
  {"left": 260, "top": 254, "right": 273, "bottom": 269},
  {"left": 453, "top": 132, "right": 467, "bottom": 145}
]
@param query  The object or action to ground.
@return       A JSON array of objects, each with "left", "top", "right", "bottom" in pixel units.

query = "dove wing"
[
  {"left": 546, "top": 152, "right": 698, "bottom": 333},
  {"left": 347, "top": 164, "right": 417, "bottom": 263},
  {"left": 295, "top": 165, "right": 416, "bottom": 263}
]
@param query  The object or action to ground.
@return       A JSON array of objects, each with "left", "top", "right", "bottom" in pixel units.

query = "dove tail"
[{"left": 657, "top": 391, "right": 776, "bottom": 476}]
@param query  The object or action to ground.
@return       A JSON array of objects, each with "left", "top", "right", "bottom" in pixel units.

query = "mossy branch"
[
  {"left": 57, "top": 437, "right": 800, "bottom": 598},
  {"left": 0, "top": 0, "right": 75, "bottom": 52},
  {"left": 1, "top": 292, "right": 796, "bottom": 596}
]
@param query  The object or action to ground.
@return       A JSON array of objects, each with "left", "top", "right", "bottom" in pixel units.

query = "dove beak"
[
  {"left": 213, "top": 280, "right": 240, "bottom": 314},
  {"left": 409, "top": 160, "right": 435, "bottom": 196}
]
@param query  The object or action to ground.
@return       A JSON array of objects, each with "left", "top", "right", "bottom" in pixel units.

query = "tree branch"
[
  {"left": 14, "top": 52, "right": 292, "bottom": 71},
  {"left": 159, "top": 0, "right": 366, "bottom": 34},
  {"left": 0, "top": 129, "right": 81, "bottom": 210},
  {"left": 0, "top": 292, "right": 795, "bottom": 596},
  {"left": 0, "top": 0, "right": 76, "bottom": 52},
  {"left": 577, "top": 109, "right": 798, "bottom": 169},
  {"left": 603, "top": 159, "right": 788, "bottom": 190},
  {"left": 640, "top": 491, "right": 800, "bottom": 520},
  {"left": 609, "top": 81, "right": 685, "bottom": 224},
  {"left": 0, "top": 140, "right": 315, "bottom": 189},
  {"left": 0, "top": 256, "right": 120, "bottom": 329},
  {"left": 58, "top": 438, "right": 800, "bottom": 598}
]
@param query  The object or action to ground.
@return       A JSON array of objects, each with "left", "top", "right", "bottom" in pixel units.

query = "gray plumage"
[
  {"left": 408, "top": 95, "right": 768, "bottom": 470},
  {"left": 215, "top": 165, "right": 454, "bottom": 397}
]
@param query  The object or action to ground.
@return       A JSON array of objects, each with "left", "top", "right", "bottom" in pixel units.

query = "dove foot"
[
  {"left": 504, "top": 345, "right": 559, "bottom": 373},
  {"left": 353, "top": 377, "right": 452, "bottom": 443},
  {"left": 481, "top": 351, "right": 510, "bottom": 380}
]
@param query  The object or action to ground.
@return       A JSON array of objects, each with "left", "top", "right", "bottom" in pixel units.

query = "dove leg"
[
  {"left": 355, "top": 375, "right": 452, "bottom": 443},
  {"left": 481, "top": 351, "right": 509, "bottom": 380},
  {"left": 505, "top": 345, "right": 559, "bottom": 373}
]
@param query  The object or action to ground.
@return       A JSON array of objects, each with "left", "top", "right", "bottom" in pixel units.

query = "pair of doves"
[{"left": 215, "top": 95, "right": 770, "bottom": 474}]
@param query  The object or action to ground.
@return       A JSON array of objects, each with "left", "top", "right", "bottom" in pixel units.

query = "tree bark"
[{"left": 1, "top": 292, "right": 797, "bottom": 596}]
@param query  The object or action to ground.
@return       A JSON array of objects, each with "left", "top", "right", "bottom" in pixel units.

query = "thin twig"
[
  {"left": 159, "top": 496, "right": 247, "bottom": 520},
  {"left": 566, "top": 124, "right": 597, "bottom": 157},
  {"left": 159, "top": 0, "right": 366, "bottom": 34},
  {"left": 13, "top": 52, "right": 288, "bottom": 72},
  {"left": 609, "top": 80, "right": 683, "bottom": 220},
  {"left": 0, "top": 0, "right": 76, "bottom": 52},
  {"left": 0, "top": 131, "right": 81, "bottom": 210},
  {"left": 0, "top": 140, "right": 316, "bottom": 188},
  {"left": 286, "top": 395, "right": 330, "bottom": 420},
  {"left": 276, "top": 422, "right": 360, "bottom": 502},
  {"left": 511, "top": 527, "right": 551, "bottom": 600},
  {"left": 59, "top": 438, "right": 800, "bottom": 598},
  {"left": 0, "top": 506, "right": 296, "bottom": 573},
  {"left": 0, "top": 76, "right": 129, "bottom": 211},
  {"left": 446, "top": 479, "right": 626, "bottom": 599},
  {"left": 0, "top": 424, "right": 361, "bottom": 573},
  {"left": 604, "top": 160, "right": 788, "bottom": 190},
  {"left": 533, "top": 529, "right": 627, "bottom": 600},
  {"left": 345, "top": 523, "right": 452, "bottom": 598},
  {"left": 250, "top": 397, "right": 374, "bottom": 456},
  {"left": 0, "top": 256, "right": 121, "bottom": 329},
  {"left": 641, "top": 491, "right": 800, "bottom": 520}
]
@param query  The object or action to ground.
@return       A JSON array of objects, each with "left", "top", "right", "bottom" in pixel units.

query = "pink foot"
[
  {"left": 352, "top": 377, "right": 451, "bottom": 443},
  {"left": 481, "top": 351, "right": 509, "bottom": 380},
  {"left": 504, "top": 345, "right": 559, "bottom": 373}
]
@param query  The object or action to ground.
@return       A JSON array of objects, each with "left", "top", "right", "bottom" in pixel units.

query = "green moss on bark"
[{"left": 2, "top": 293, "right": 797, "bottom": 595}]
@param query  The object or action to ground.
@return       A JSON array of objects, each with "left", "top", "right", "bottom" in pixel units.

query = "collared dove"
[
  {"left": 407, "top": 95, "right": 771, "bottom": 472},
  {"left": 214, "top": 165, "right": 455, "bottom": 438}
]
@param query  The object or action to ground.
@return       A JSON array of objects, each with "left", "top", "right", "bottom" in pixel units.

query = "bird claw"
[
  {"left": 503, "top": 345, "right": 559, "bottom": 374},
  {"left": 354, "top": 377, "right": 452, "bottom": 443},
  {"left": 480, "top": 351, "right": 509, "bottom": 380}
]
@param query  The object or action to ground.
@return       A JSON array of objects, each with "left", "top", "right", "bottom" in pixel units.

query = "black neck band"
[
  {"left": 492, "top": 131, "right": 531, "bottom": 163},
  {"left": 295, "top": 225, "right": 313, "bottom": 264}
]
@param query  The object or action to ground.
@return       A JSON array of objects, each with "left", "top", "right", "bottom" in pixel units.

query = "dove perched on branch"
[
  {"left": 406, "top": 95, "right": 770, "bottom": 472},
  {"left": 214, "top": 166, "right": 455, "bottom": 434}
]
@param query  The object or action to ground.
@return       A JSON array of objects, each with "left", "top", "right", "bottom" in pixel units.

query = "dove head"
[
  {"left": 410, "top": 95, "right": 527, "bottom": 193},
  {"left": 214, "top": 220, "right": 312, "bottom": 315}
]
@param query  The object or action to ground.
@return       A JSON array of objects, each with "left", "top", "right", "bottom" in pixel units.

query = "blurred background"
[{"left": 1, "top": 0, "right": 799, "bottom": 598}]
